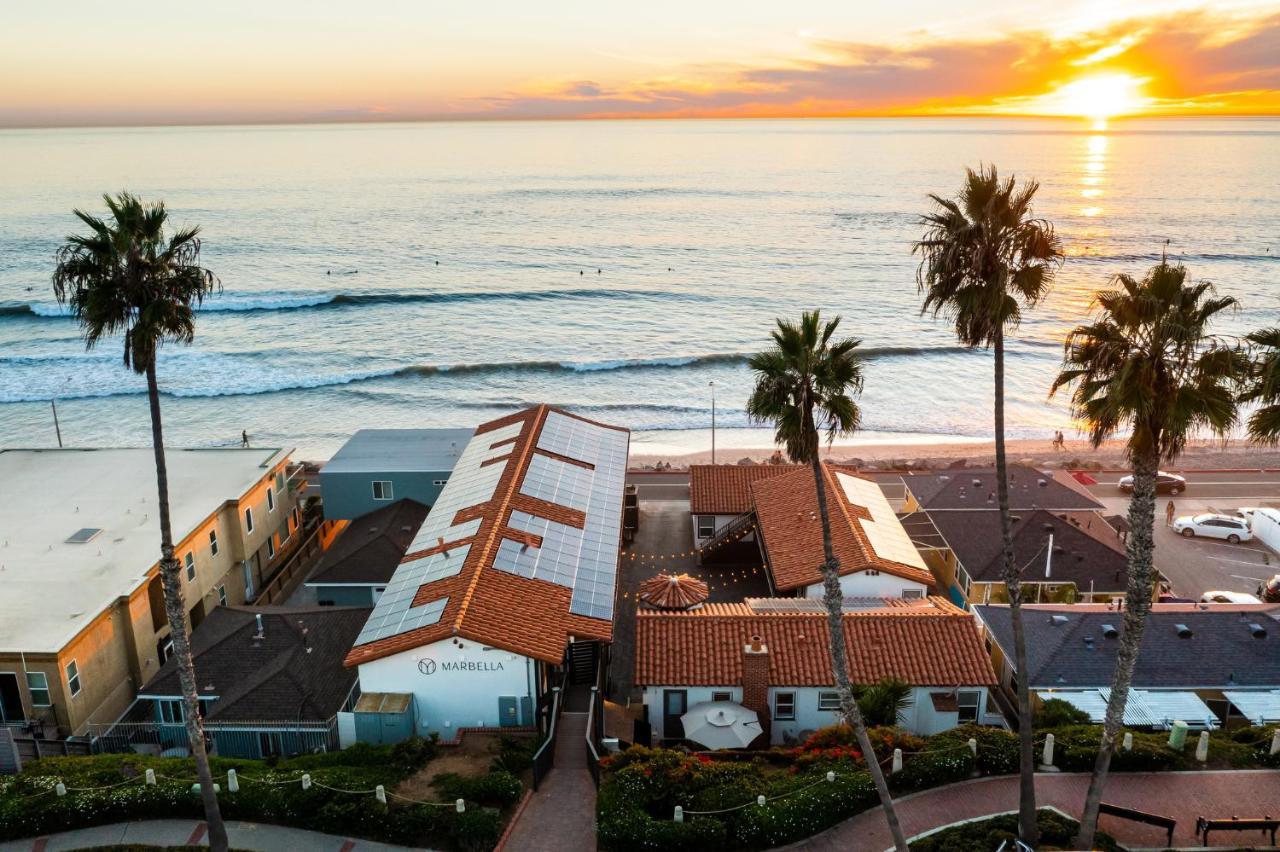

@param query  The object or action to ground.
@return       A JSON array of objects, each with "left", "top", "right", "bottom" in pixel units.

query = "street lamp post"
[{"left": 709, "top": 381, "right": 717, "bottom": 465}]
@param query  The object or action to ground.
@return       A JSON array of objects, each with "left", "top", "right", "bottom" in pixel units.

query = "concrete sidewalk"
[{"left": 0, "top": 819, "right": 432, "bottom": 852}]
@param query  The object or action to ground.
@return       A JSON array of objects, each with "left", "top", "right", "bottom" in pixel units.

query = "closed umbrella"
[{"left": 680, "top": 701, "right": 763, "bottom": 749}]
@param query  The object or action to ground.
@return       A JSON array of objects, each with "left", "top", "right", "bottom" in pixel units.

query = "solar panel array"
[
  {"left": 836, "top": 472, "right": 929, "bottom": 570},
  {"left": 492, "top": 411, "right": 627, "bottom": 621},
  {"left": 353, "top": 420, "right": 523, "bottom": 648}
]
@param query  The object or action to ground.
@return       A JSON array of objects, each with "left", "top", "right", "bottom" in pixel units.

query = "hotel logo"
[{"left": 417, "top": 658, "right": 437, "bottom": 675}]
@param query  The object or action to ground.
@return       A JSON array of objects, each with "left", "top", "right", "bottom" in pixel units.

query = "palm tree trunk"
[
  {"left": 994, "top": 330, "right": 1039, "bottom": 844},
  {"left": 146, "top": 360, "right": 229, "bottom": 852},
  {"left": 810, "top": 453, "right": 909, "bottom": 852},
  {"left": 1074, "top": 447, "right": 1159, "bottom": 850}
]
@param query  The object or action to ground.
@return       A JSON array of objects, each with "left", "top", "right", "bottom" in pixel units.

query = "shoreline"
[{"left": 627, "top": 435, "right": 1280, "bottom": 471}]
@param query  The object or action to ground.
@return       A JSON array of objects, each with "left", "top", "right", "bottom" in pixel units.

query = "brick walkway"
[
  {"left": 499, "top": 712, "right": 597, "bottom": 852},
  {"left": 791, "top": 770, "right": 1280, "bottom": 851},
  {"left": 0, "top": 819, "right": 421, "bottom": 851}
]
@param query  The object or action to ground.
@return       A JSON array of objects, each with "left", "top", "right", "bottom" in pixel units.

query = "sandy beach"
[{"left": 629, "top": 436, "right": 1280, "bottom": 472}]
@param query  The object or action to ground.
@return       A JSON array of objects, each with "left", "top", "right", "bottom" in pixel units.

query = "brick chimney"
[{"left": 741, "top": 635, "right": 771, "bottom": 745}]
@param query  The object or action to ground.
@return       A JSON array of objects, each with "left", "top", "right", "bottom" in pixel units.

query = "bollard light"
[
  {"left": 55, "top": 782, "right": 66, "bottom": 797},
  {"left": 892, "top": 748, "right": 903, "bottom": 774},
  {"left": 1195, "top": 731, "right": 1210, "bottom": 762},
  {"left": 674, "top": 805, "right": 684, "bottom": 823},
  {"left": 301, "top": 773, "right": 311, "bottom": 790},
  {"left": 227, "top": 769, "right": 238, "bottom": 793},
  {"left": 968, "top": 737, "right": 977, "bottom": 756},
  {"left": 757, "top": 795, "right": 766, "bottom": 807},
  {"left": 826, "top": 771, "right": 835, "bottom": 783},
  {"left": 1042, "top": 733, "right": 1056, "bottom": 767},
  {"left": 376, "top": 784, "right": 386, "bottom": 804},
  {"left": 145, "top": 769, "right": 156, "bottom": 786},
  {"left": 1122, "top": 732, "right": 1133, "bottom": 752},
  {"left": 456, "top": 798, "right": 466, "bottom": 813},
  {"left": 1270, "top": 730, "right": 1280, "bottom": 757}
]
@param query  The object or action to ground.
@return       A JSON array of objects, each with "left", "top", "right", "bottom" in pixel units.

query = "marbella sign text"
[{"left": 418, "top": 657, "right": 505, "bottom": 676}]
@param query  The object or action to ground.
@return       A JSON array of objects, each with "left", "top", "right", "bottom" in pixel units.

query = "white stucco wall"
[
  {"left": 691, "top": 514, "right": 758, "bottom": 545},
  {"left": 357, "top": 637, "right": 537, "bottom": 738},
  {"left": 644, "top": 683, "right": 989, "bottom": 745},
  {"left": 803, "top": 570, "right": 929, "bottom": 600}
]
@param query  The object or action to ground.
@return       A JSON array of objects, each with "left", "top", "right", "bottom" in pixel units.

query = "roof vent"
[
  {"left": 1101, "top": 623, "right": 1119, "bottom": 638},
  {"left": 254, "top": 613, "right": 265, "bottom": 639},
  {"left": 1038, "top": 479, "right": 1048, "bottom": 487},
  {"left": 1083, "top": 636, "right": 1095, "bottom": 649},
  {"left": 972, "top": 479, "right": 982, "bottom": 487},
  {"left": 66, "top": 528, "right": 103, "bottom": 544},
  {"left": 1051, "top": 614, "right": 1070, "bottom": 626},
  {"left": 1249, "top": 622, "right": 1268, "bottom": 638},
  {"left": 1175, "top": 623, "right": 1193, "bottom": 638}
]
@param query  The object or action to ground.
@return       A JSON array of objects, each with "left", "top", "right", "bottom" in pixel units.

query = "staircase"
[
  {"left": 568, "top": 642, "right": 598, "bottom": 686},
  {"left": 699, "top": 512, "right": 757, "bottom": 561}
]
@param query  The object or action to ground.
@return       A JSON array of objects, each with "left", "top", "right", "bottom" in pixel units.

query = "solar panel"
[
  {"left": 837, "top": 473, "right": 929, "bottom": 570},
  {"left": 65, "top": 527, "right": 102, "bottom": 544}
]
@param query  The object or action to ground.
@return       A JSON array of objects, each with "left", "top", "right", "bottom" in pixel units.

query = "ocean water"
[{"left": 1, "top": 118, "right": 1277, "bottom": 459}]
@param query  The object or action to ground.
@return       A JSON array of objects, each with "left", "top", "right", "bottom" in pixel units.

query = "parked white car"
[
  {"left": 1172, "top": 513, "right": 1253, "bottom": 544},
  {"left": 1199, "top": 590, "right": 1263, "bottom": 604}
]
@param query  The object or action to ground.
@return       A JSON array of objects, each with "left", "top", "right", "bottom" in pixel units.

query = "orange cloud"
[{"left": 473, "top": 9, "right": 1280, "bottom": 119}]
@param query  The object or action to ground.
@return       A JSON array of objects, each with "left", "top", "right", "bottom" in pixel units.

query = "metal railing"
[
  {"left": 87, "top": 716, "right": 339, "bottom": 759},
  {"left": 585, "top": 686, "right": 602, "bottom": 788},
  {"left": 531, "top": 674, "right": 567, "bottom": 791},
  {"left": 252, "top": 522, "right": 325, "bottom": 605}
]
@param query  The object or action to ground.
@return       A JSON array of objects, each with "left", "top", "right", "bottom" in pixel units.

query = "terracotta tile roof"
[
  {"left": 752, "top": 464, "right": 935, "bottom": 591},
  {"left": 344, "top": 405, "right": 628, "bottom": 667},
  {"left": 635, "top": 596, "right": 996, "bottom": 687},
  {"left": 690, "top": 464, "right": 799, "bottom": 515},
  {"left": 638, "top": 573, "right": 710, "bottom": 610}
]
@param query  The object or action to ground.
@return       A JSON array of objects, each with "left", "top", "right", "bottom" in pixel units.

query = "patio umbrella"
[
  {"left": 638, "top": 573, "right": 709, "bottom": 609},
  {"left": 680, "top": 701, "right": 763, "bottom": 750}
]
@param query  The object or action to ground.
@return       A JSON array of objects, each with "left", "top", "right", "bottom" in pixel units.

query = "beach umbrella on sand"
[
  {"left": 681, "top": 701, "right": 764, "bottom": 750},
  {"left": 638, "top": 573, "right": 709, "bottom": 609}
]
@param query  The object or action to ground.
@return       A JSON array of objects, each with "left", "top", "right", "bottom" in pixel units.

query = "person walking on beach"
[
  {"left": 241, "top": 429, "right": 250, "bottom": 448},
  {"left": 1166, "top": 499, "right": 1176, "bottom": 526}
]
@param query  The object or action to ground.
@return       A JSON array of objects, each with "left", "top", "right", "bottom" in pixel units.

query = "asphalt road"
[{"left": 1082, "top": 471, "right": 1280, "bottom": 599}]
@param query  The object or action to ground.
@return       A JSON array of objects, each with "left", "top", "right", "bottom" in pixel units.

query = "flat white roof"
[{"left": 0, "top": 447, "right": 290, "bottom": 654}]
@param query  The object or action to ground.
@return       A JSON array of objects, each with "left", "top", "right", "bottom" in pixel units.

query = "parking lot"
[{"left": 1082, "top": 471, "right": 1280, "bottom": 599}]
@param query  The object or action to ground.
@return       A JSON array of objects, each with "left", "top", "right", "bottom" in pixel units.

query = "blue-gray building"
[{"left": 320, "top": 428, "right": 473, "bottom": 520}]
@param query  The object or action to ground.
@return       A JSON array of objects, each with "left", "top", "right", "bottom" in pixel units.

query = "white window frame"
[
  {"left": 902, "top": 588, "right": 925, "bottom": 600},
  {"left": 266, "top": 486, "right": 275, "bottom": 513},
  {"left": 957, "top": 690, "right": 982, "bottom": 723},
  {"left": 209, "top": 529, "right": 219, "bottom": 557},
  {"left": 245, "top": 507, "right": 254, "bottom": 533},
  {"left": 711, "top": 690, "right": 733, "bottom": 703},
  {"left": 217, "top": 584, "right": 227, "bottom": 606},
  {"left": 372, "top": 480, "right": 394, "bottom": 501},
  {"left": 184, "top": 552, "right": 195, "bottom": 582},
  {"left": 26, "top": 671, "right": 51, "bottom": 707},
  {"left": 774, "top": 691, "right": 796, "bottom": 721},
  {"left": 65, "top": 659, "right": 81, "bottom": 698},
  {"left": 817, "top": 691, "right": 842, "bottom": 711},
  {"left": 266, "top": 536, "right": 276, "bottom": 559},
  {"left": 697, "top": 515, "right": 716, "bottom": 538}
]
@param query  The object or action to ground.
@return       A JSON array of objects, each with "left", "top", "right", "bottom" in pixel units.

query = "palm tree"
[
  {"left": 747, "top": 310, "right": 908, "bottom": 852},
  {"left": 1240, "top": 328, "right": 1280, "bottom": 442},
  {"left": 913, "top": 164, "right": 1063, "bottom": 844},
  {"left": 53, "top": 193, "right": 227, "bottom": 852},
  {"left": 1050, "top": 260, "right": 1244, "bottom": 849}
]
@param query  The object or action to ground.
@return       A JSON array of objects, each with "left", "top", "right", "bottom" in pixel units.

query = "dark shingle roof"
[
  {"left": 306, "top": 499, "right": 428, "bottom": 586},
  {"left": 976, "top": 604, "right": 1280, "bottom": 689},
  {"left": 929, "top": 509, "right": 1128, "bottom": 590},
  {"left": 906, "top": 466, "right": 1102, "bottom": 511},
  {"left": 140, "top": 606, "right": 370, "bottom": 721}
]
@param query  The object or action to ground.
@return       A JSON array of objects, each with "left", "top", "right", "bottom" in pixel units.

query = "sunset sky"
[{"left": 3, "top": 0, "right": 1279, "bottom": 127}]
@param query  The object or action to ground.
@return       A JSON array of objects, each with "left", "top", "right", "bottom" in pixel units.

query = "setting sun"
[{"left": 1035, "top": 73, "right": 1150, "bottom": 120}]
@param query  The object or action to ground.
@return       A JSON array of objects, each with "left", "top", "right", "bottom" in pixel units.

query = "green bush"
[
  {"left": 432, "top": 770, "right": 524, "bottom": 808},
  {"left": 492, "top": 734, "right": 539, "bottom": 774},
  {"left": 1036, "top": 698, "right": 1092, "bottom": 728},
  {"left": 446, "top": 807, "right": 504, "bottom": 852},
  {"left": 733, "top": 772, "right": 878, "bottom": 849},
  {"left": 388, "top": 734, "right": 439, "bottom": 772}
]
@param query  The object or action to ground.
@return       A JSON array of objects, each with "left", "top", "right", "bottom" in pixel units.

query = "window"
[
  {"left": 157, "top": 636, "right": 174, "bottom": 663},
  {"left": 958, "top": 691, "right": 982, "bottom": 723},
  {"left": 372, "top": 480, "right": 393, "bottom": 501},
  {"left": 711, "top": 691, "right": 733, "bottom": 703},
  {"left": 217, "top": 585, "right": 227, "bottom": 606},
  {"left": 244, "top": 507, "right": 254, "bottom": 533},
  {"left": 65, "top": 660, "right": 81, "bottom": 698},
  {"left": 26, "top": 672, "right": 50, "bottom": 707},
  {"left": 266, "top": 536, "right": 276, "bottom": 559},
  {"left": 159, "top": 699, "right": 184, "bottom": 724},
  {"left": 184, "top": 552, "right": 195, "bottom": 582},
  {"left": 902, "top": 588, "right": 924, "bottom": 600},
  {"left": 433, "top": 478, "right": 449, "bottom": 486},
  {"left": 697, "top": 515, "right": 715, "bottom": 538},
  {"left": 275, "top": 472, "right": 285, "bottom": 492},
  {"left": 818, "top": 691, "right": 842, "bottom": 711},
  {"left": 209, "top": 529, "right": 219, "bottom": 556},
  {"left": 266, "top": 487, "right": 275, "bottom": 512},
  {"left": 290, "top": 507, "right": 300, "bottom": 532},
  {"left": 774, "top": 691, "right": 796, "bottom": 721}
]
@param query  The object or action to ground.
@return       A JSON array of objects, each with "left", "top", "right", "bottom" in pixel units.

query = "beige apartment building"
[{"left": 0, "top": 447, "right": 300, "bottom": 738}]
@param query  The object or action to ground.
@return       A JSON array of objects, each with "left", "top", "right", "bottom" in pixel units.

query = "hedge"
[
  {"left": 910, "top": 809, "right": 1121, "bottom": 851},
  {"left": 0, "top": 741, "right": 508, "bottom": 852},
  {"left": 597, "top": 722, "right": 1280, "bottom": 851}
]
